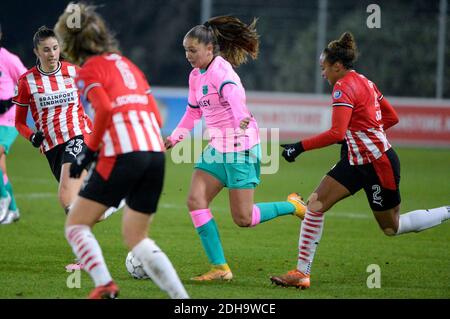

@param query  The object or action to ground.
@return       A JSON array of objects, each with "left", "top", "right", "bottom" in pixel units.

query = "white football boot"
[
  {"left": 0, "top": 194, "right": 11, "bottom": 224},
  {"left": 0, "top": 209, "right": 20, "bottom": 225}
]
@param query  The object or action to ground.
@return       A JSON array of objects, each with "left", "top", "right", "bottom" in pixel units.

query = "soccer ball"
[{"left": 125, "top": 251, "right": 149, "bottom": 279}]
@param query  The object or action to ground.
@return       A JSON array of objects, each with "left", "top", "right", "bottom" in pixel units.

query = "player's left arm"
[
  {"left": 220, "top": 82, "right": 252, "bottom": 129},
  {"left": 84, "top": 86, "right": 112, "bottom": 151},
  {"left": 69, "top": 85, "right": 111, "bottom": 178},
  {"left": 374, "top": 84, "right": 399, "bottom": 130},
  {"left": 379, "top": 97, "right": 399, "bottom": 130}
]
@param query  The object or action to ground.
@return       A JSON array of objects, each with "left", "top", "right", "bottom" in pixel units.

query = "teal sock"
[
  {"left": 196, "top": 219, "right": 227, "bottom": 265},
  {"left": 256, "top": 202, "right": 295, "bottom": 223},
  {"left": 5, "top": 181, "right": 17, "bottom": 211},
  {"left": 0, "top": 169, "right": 8, "bottom": 198}
]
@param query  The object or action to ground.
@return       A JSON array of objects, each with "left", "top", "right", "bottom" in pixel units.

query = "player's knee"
[
  {"left": 186, "top": 195, "right": 207, "bottom": 211},
  {"left": 306, "top": 193, "right": 324, "bottom": 213},
  {"left": 382, "top": 227, "right": 397, "bottom": 236},
  {"left": 230, "top": 206, "right": 253, "bottom": 227},
  {"left": 232, "top": 215, "right": 252, "bottom": 227}
]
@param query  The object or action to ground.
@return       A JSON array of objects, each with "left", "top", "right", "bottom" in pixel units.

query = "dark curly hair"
[{"left": 323, "top": 32, "right": 358, "bottom": 69}]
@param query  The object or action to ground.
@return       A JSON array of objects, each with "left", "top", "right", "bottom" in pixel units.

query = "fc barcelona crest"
[{"left": 202, "top": 85, "right": 208, "bottom": 95}]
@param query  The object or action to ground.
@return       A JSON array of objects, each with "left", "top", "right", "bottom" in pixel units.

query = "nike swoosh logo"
[{"left": 286, "top": 148, "right": 295, "bottom": 156}]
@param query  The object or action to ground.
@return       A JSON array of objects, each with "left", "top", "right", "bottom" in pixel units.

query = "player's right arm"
[
  {"left": 166, "top": 72, "right": 202, "bottom": 149},
  {"left": 281, "top": 83, "right": 353, "bottom": 162},
  {"left": 301, "top": 84, "right": 353, "bottom": 151},
  {"left": 165, "top": 104, "right": 202, "bottom": 149},
  {"left": 373, "top": 84, "right": 399, "bottom": 130},
  {"left": 12, "top": 76, "right": 41, "bottom": 145}
]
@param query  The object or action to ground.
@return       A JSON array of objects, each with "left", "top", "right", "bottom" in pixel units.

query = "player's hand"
[
  {"left": 30, "top": 131, "right": 45, "bottom": 148},
  {"left": 70, "top": 147, "right": 97, "bottom": 178},
  {"left": 164, "top": 137, "right": 174, "bottom": 150},
  {"left": 239, "top": 117, "right": 251, "bottom": 130},
  {"left": 280, "top": 142, "right": 305, "bottom": 163}
]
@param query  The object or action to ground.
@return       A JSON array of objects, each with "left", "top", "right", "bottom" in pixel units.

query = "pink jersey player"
[
  {"left": 0, "top": 47, "right": 27, "bottom": 127},
  {"left": 0, "top": 31, "right": 27, "bottom": 224},
  {"left": 164, "top": 16, "right": 306, "bottom": 282},
  {"left": 169, "top": 55, "right": 259, "bottom": 153}
]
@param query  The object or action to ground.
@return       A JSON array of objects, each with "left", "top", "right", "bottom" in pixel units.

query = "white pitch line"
[
  {"left": 12, "top": 177, "right": 54, "bottom": 184},
  {"left": 15, "top": 192, "right": 56, "bottom": 199}
]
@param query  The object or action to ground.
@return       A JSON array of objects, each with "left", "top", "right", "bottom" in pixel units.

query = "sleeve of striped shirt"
[
  {"left": 12, "top": 76, "right": 31, "bottom": 106},
  {"left": 380, "top": 97, "right": 399, "bottom": 130},
  {"left": 15, "top": 104, "right": 34, "bottom": 140},
  {"left": 147, "top": 93, "right": 162, "bottom": 128},
  {"left": 331, "top": 83, "right": 354, "bottom": 109},
  {"left": 84, "top": 86, "right": 112, "bottom": 151},
  {"left": 302, "top": 106, "right": 353, "bottom": 151},
  {"left": 373, "top": 83, "right": 384, "bottom": 101},
  {"left": 77, "top": 62, "right": 102, "bottom": 97},
  {"left": 373, "top": 83, "right": 398, "bottom": 130}
]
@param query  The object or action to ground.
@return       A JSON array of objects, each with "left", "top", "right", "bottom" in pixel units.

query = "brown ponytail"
[
  {"left": 54, "top": 2, "right": 119, "bottom": 65},
  {"left": 323, "top": 32, "right": 358, "bottom": 69},
  {"left": 185, "top": 15, "right": 259, "bottom": 67}
]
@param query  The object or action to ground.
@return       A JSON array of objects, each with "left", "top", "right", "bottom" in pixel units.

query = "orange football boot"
[
  {"left": 287, "top": 193, "right": 307, "bottom": 220},
  {"left": 270, "top": 269, "right": 310, "bottom": 289}
]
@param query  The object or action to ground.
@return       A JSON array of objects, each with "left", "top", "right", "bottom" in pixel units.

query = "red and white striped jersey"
[
  {"left": 76, "top": 53, "right": 164, "bottom": 157},
  {"left": 332, "top": 70, "right": 391, "bottom": 165},
  {"left": 13, "top": 61, "right": 92, "bottom": 152}
]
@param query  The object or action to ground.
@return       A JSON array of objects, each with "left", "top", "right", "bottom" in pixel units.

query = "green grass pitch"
[{"left": 0, "top": 137, "right": 449, "bottom": 299}]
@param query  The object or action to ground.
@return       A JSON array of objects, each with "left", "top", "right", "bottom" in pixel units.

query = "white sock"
[
  {"left": 132, "top": 238, "right": 189, "bottom": 299},
  {"left": 297, "top": 211, "right": 325, "bottom": 275},
  {"left": 397, "top": 206, "right": 450, "bottom": 235},
  {"left": 65, "top": 225, "right": 112, "bottom": 287}
]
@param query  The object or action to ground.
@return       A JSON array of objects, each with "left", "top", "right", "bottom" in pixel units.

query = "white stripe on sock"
[
  {"left": 65, "top": 225, "right": 112, "bottom": 287},
  {"left": 297, "top": 211, "right": 325, "bottom": 275}
]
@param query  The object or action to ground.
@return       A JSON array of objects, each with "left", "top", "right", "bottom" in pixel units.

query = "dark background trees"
[{"left": 1, "top": 0, "right": 448, "bottom": 98}]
